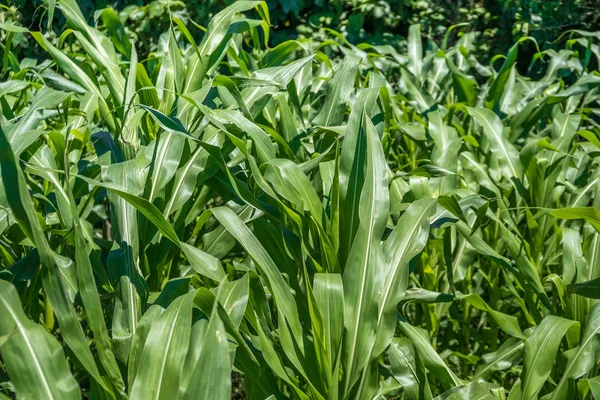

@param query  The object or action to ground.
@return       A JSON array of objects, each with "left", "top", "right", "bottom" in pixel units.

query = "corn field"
[{"left": 1, "top": 1, "right": 600, "bottom": 399}]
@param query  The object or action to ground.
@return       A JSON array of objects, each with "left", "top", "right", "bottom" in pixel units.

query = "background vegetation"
[
  {"left": 3, "top": 0, "right": 600, "bottom": 61},
  {"left": 1, "top": 0, "right": 600, "bottom": 399}
]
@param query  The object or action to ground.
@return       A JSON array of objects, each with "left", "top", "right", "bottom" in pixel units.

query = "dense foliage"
[
  {"left": 1, "top": 0, "right": 600, "bottom": 399},
  {"left": 3, "top": 0, "right": 600, "bottom": 60}
]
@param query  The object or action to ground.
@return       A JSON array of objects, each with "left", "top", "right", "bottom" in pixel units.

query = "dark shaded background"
[{"left": 2, "top": 0, "right": 600, "bottom": 72}]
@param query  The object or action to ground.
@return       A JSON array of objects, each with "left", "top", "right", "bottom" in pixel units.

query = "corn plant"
[{"left": 1, "top": 1, "right": 600, "bottom": 399}]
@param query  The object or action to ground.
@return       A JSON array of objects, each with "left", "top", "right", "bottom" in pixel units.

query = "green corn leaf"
[
  {"left": 373, "top": 198, "right": 437, "bottom": 355},
  {"left": 0, "top": 280, "right": 81, "bottom": 400},
  {"left": 467, "top": 107, "right": 523, "bottom": 181},
  {"left": 342, "top": 116, "right": 389, "bottom": 393},
  {"left": 314, "top": 273, "right": 344, "bottom": 370},
  {"left": 130, "top": 290, "right": 196, "bottom": 400},
  {"left": 550, "top": 302, "right": 600, "bottom": 399},
  {"left": 0, "top": 123, "right": 111, "bottom": 395},
  {"left": 389, "top": 337, "right": 433, "bottom": 400},
  {"left": 550, "top": 207, "right": 600, "bottom": 233},
  {"left": 313, "top": 55, "right": 360, "bottom": 127},
  {"left": 473, "top": 337, "right": 524, "bottom": 381},
  {"left": 515, "top": 316, "right": 579, "bottom": 400}
]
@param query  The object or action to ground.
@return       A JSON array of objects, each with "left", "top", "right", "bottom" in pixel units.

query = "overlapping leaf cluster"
[{"left": 1, "top": 1, "right": 600, "bottom": 399}]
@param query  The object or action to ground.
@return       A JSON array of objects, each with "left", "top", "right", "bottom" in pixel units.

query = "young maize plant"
[{"left": 1, "top": 0, "right": 600, "bottom": 399}]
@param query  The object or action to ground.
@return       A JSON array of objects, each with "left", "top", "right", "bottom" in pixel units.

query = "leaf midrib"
[{"left": 0, "top": 296, "right": 56, "bottom": 400}]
